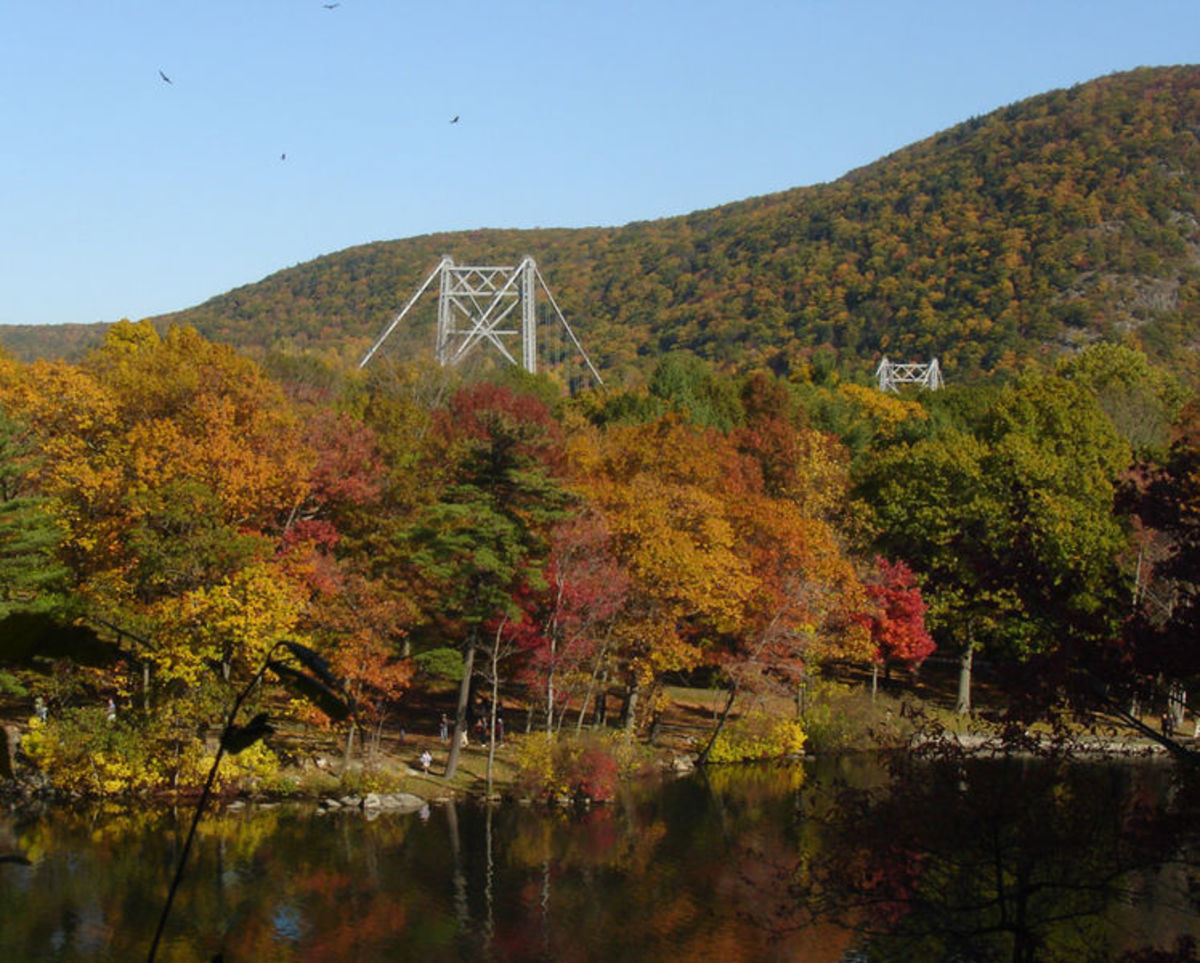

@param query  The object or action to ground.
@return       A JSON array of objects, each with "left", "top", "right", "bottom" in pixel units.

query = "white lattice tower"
[
  {"left": 876, "top": 357, "right": 944, "bottom": 392},
  {"left": 359, "top": 255, "right": 602, "bottom": 387}
]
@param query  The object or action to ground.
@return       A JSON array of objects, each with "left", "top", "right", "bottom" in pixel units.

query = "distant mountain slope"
[
  {"left": 7, "top": 65, "right": 1200, "bottom": 383},
  {"left": 0, "top": 322, "right": 110, "bottom": 364}
]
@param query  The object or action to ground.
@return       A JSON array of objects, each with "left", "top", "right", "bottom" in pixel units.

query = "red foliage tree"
[{"left": 860, "top": 557, "right": 935, "bottom": 679}]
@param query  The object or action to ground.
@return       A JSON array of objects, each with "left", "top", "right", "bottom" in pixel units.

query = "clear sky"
[{"left": 2, "top": 0, "right": 1197, "bottom": 326}]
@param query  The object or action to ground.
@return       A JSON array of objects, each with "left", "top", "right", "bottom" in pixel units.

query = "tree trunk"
[
  {"left": 486, "top": 620, "right": 504, "bottom": 797},
  {"left": 698, "top": 683, "right": 739, "bottom": 765},
  {"left": 343, "top": 719, "right": 358, "bottom": 771},
  {"left": 956, "top": 637, "right": 974, "bottom": 716},
  {"left": 648, "top": 711, "right": 662, "bottom": 746},
  {"left": 871, "top": 663, "right": 879, "bottom": 701},
  {"left": 575, "top": 686, "right": 593, "bottom": 734},
  {"left": 594, "top": 670, "right": 609, "bottom": 727},
  {"left": 620, "top": 679, "right": 639, "bottom": 733},
  {"left": 444, "top": 644, "right": 476, "bottom": 780},
  {"left": 0, "top": 725, "right": 18, "bottom": 781},
  {"left": 1169, "top": 680, "right": 1188, "bottom": 731}
]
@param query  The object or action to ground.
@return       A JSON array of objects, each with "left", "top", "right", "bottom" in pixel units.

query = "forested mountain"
[{"left": 7, "top": 65, "right": 1200, "bottom": 384}]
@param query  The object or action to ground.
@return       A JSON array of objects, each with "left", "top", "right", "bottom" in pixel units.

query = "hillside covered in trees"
[{"left": 5, "top": 66, "right": 1200, "bottom": 386}]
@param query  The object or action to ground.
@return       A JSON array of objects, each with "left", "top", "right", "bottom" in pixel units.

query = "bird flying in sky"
[
  {"left": 323, "top": 3, "right": 340, "bottom": 8},
  {"left": 450, "top": 115, "right": 459, "bottom": 124},
  {"left": 159, "top": 69, "right": 172, "bottom": 84},
  {"left": 281, "top": 153, "right": 286, "bottom": 161}
]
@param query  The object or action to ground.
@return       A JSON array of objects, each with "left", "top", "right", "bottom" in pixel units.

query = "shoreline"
[{"left": 2, "top": 734, "right": 1182, "bottom": 816}]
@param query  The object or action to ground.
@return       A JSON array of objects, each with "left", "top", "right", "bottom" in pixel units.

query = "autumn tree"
[
  {"left": 697, "top": 472, "right": 872, "bottom": 762},
  {"left": 403, "top": 384, "right": 571, "bottom": 778},
  {"left": 0, "top": 323, "right": 343, "bottom": 786},
  {"left": 858, "top": 372, "right": 1130, "bottom": 715},
  {"left": 857, "top": 557, "right": 936, "bottom": 698},
  {"left": 1118, "top": 403, "right": 1200, "bottom": 717},
  {"left": 302, "top": 570, "right": 415, "bottom": 760},
  {"left": 1058, "top": 342, "right": 1186, "bottom": 460},
  {"left": 570, "top": 415, "right": 757, "bottom": 732},
  {"left": 508, "top": 511, "right": 630, "bottom": 733}
]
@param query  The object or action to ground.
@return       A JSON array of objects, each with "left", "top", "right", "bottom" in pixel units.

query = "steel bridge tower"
[
  {"left": 359, "top": 255, "right": 603, "bottom": 387},
  {"left": 875, "top": 357, "right": 944, "bottom": 392}
]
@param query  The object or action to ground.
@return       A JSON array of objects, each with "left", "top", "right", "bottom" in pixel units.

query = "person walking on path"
[{"left": 439, "top": 713, "right": 449, "bottom": 743}]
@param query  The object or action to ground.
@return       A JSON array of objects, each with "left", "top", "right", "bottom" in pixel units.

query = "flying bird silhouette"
[
  {"left": 158, "top": 69, "right": 172, "bottom": 84},
  {"left": 281, "top": 153, "right": 286, "bottom": 161},
  {"left": 323, "top": 3, "right": 340, "bottom": 8},
  {"left": 450, "top": 115, "right": 459, "bottom": 124}
]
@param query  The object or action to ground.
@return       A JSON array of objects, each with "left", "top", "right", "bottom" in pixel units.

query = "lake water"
[{"left": 1, "top": 753, "right": 1198, "bottom": 962}]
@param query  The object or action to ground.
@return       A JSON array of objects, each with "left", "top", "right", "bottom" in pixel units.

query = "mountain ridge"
[{"left": 5, "top": 65, "right": 1200, "bottom": 384}]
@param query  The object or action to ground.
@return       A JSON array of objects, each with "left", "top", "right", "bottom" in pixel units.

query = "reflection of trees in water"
[
  {"left": 782, "top": 751, "right": 1200, "bottom": 962},
  {"left": 3, "top": 761, "right": 1199, "bottom": 961}
]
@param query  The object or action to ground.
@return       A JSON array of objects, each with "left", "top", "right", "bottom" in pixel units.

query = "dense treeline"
[
  {"left": 2, "top": 319, "right": 1199, "bottom": 793},
  {"left": 7, "top": 66, "right": 1200, "bottom": 388}
]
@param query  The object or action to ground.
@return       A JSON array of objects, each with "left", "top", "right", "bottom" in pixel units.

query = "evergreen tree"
[{"left": 0, "top": 409, "right": 68, "bottom": 618}]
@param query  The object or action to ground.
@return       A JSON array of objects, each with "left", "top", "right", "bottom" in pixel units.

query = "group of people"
[
  {"left": 420, "top": 710, "right": 506, "bottom": 775},
  {"left": 1159, "top": 710, "right": 1200, "bottom": 740},
  {"left": 438, "top": 711, "right": 504, "bottom": 746}
]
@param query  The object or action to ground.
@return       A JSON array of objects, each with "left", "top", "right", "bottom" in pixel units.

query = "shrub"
[
  {"left": 22, "top": 708, "right": 281, "bottom": 797},
  {"left": 566, "top": 746, "right": 621, "bottom": 801},
  {"left": 510, "top": 734, "right": 566, "bottom": 799},
  {"left": 802, "top": 679, "right": 912, "bottom": 753},
  {"left": 338, "top": 762, "right": 407, "bottom": 795},
  {"left": 705, "top": 711, "right": 807, "bottom": 763},
  {"left": 23, "top": 709, "right": 160, "bottom": 796},
  {"left": 0, "top": 671, "right": 28, "bottom": 699},
  {"left": 511, "top": 730, "right": 649, "bottom": 802}
]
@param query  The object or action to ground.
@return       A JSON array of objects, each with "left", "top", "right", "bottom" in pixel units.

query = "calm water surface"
[{"left": 1, "top": 754, "right": 1198, "bottom": 962}]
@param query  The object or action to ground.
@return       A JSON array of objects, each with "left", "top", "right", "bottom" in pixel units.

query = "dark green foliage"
[
  {"left": 586, "top": 388, "right": 666, "bottom": 426},
  {"left": 0, "top": 670, "right": 27, "bottom": 698},
  {"left": 404, "top": 385, "right": 572, "bottom": 635},
  {"left": 648, "top": 353, "right": 743, "bottom": 430},
  {"left": 412, "top": 646, "right": 465, "bottom": 682},
  {"left": 125, "top": 480, "right": 267, "bottom": 601},
  {"left": 857, "top": 371, "right": 1130, "bottom": 663},
  {"left": 0, "top": 410, "right": 70, "bottom": 616}
]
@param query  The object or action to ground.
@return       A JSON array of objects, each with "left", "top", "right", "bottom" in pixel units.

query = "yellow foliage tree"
[{"left": 151, "top": 561, "right": 308, "bottom": 690}]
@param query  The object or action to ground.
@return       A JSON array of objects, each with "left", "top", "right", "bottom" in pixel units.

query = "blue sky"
[{"left": 2, "top": 0, "right": 1197, "bottom": 326}]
